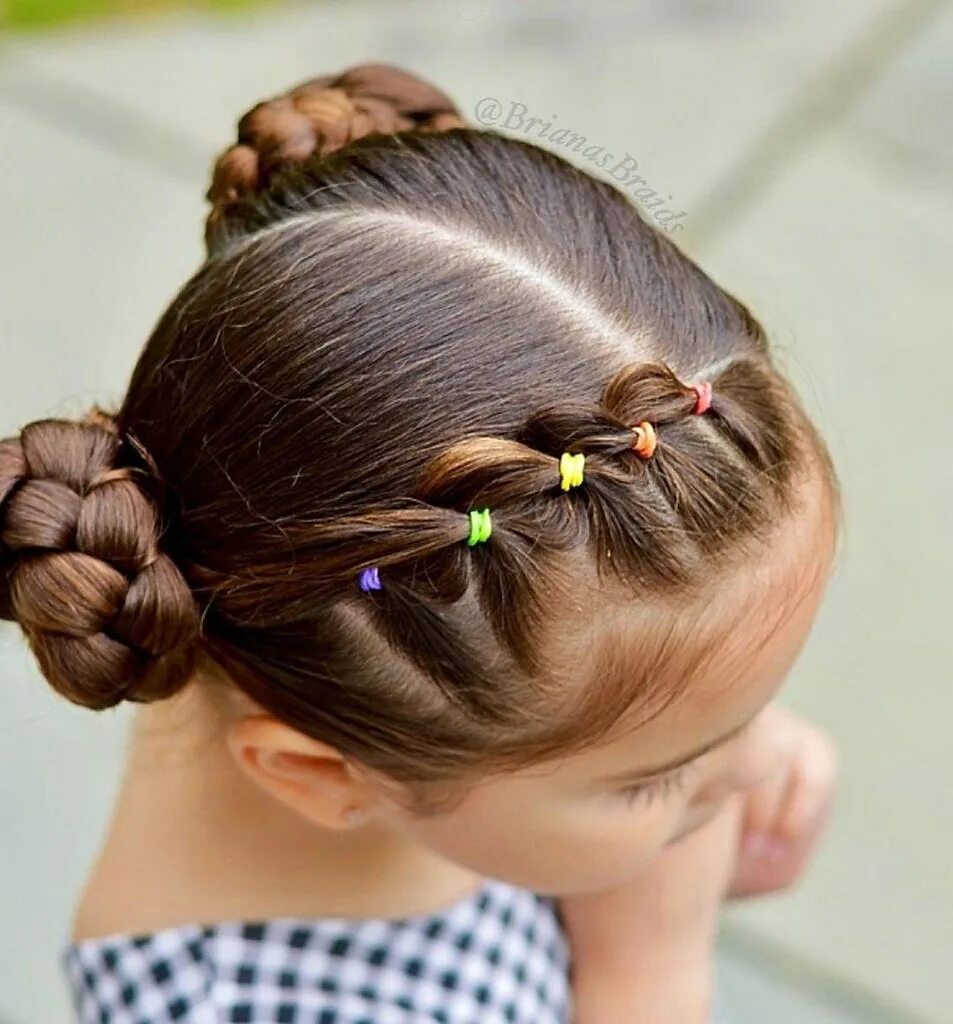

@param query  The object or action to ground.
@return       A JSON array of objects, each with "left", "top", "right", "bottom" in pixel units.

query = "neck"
[{"left": 71, "top": 678, "right": 483, "bottom": 940}]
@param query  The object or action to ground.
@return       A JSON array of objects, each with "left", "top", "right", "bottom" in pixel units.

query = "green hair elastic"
[
  {"left": 467, "top": 507, "right": 492, "bottom": 545},
  {"left": 559, "top": 451, "right": 585, "bottom": 490}
]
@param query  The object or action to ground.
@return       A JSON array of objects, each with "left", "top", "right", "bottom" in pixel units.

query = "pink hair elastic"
[{"left": 691, "top": 381, "right": 713, "bottom": 415}]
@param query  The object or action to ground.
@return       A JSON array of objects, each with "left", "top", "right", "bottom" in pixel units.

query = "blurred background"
[{"left": 0, "top": 1, "right": 950, "bottom": 1022}]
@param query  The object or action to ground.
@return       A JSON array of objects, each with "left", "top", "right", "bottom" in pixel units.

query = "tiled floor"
[{"left": 0, "top": 2, "right": 950, "bottom": 1022}]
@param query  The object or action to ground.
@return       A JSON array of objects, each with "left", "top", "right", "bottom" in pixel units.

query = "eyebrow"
[{"left": 600, "top": 715, "right": 754, "bottom": 785}]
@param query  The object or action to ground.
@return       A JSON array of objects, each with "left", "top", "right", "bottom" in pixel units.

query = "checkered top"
[{"left": 59, "top": 876, "right": 573, "bottom": 1023}]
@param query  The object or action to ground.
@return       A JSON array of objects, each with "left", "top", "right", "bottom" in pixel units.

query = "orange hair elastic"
[{"left": 631, "top": 421, "right": 657, "bottom": 459}]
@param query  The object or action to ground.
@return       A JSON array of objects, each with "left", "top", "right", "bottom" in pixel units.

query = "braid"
[
  {"left": 192, "top": 356, "right": 805, "bottom": 722},
  {"left": 0, "top": 412, "right": 200, "bottom": 710}
]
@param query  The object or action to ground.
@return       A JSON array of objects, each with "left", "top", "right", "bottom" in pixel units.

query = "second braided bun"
[{"left": 205, "top": 62, "right": 467, "bottom": 246}]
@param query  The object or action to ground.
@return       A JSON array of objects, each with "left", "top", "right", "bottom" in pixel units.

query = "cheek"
[{"left": 400, "top": 785, "right": 689, "bottom": 895}]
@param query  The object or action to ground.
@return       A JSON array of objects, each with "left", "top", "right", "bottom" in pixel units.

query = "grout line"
[
  {"left": 0, "top": 55, "right": 209, "bottom": 186},
  {"left": 718, "top": 921, "right": 937, "bottom": 1024},
  {"left": 683, "top": 0, "right": 951, "bottom": 252}
]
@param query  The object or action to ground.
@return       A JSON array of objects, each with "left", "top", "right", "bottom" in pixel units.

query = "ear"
[{"left": 226, "top": 714, "right": 372, "bottom": 830}]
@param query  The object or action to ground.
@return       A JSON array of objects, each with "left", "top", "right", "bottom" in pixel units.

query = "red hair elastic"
[{"left": 691, "top": 381, "right": 713, "bottom": 415}]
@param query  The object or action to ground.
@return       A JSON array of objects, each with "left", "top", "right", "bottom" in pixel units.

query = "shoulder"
[{"left": 64, "top": 894, "right": 573, "bottom": 1024}]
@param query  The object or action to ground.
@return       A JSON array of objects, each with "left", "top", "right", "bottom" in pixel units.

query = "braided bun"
[
  {"left": 205, "top": 62, "right": 466, "bottom": 243},
  {"left": 0, "top": 413, "right": 200, "bottom": 710}
]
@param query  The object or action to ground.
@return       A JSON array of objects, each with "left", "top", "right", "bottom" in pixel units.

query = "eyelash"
[{"left": 618, "top": 764, "right": 692, "bottom": 806}]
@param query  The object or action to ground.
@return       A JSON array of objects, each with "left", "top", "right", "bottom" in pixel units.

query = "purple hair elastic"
[{"left": 359, "top": 566, "right": 382, "bottom": 591}]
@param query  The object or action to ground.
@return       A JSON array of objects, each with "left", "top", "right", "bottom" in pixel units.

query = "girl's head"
[{"left": 0, "top": 64, "right": 839, "bottom": 894}]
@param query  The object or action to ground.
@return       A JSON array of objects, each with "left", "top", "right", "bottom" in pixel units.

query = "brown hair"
[{"left": 0, "top": 64, "right": 837, "bottom": 807}]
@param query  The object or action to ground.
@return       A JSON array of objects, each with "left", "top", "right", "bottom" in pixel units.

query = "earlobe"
[{"left": 226, "top": 713, "right": 364, "bottom": 829}]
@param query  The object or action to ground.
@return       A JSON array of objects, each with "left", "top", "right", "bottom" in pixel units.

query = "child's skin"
[
  {"left": 73, "top": 461, "right": 838, "bottom": 1023},
  {"left": 562, "top": 707, "right": 838, "bottom": 1022}
]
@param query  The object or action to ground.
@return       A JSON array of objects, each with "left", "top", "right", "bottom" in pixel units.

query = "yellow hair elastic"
[
  {"left": 559, "top": 452, "right": 585, "bottom": 491},
  {"left": 467, "top": 507, "right": 492, "bottom": 545},
  {"left": 632, "top": 421, "right": 657, "bottom": 459}
]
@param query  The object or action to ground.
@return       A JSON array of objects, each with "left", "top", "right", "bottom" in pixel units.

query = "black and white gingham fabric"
[{"left": 60, "top": 876, "right": 573, "bottom": 1023}]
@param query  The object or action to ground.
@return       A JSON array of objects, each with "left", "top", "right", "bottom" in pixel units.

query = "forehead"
[{"left": 568, "top": 462, "right": 838, "bottom": 768}]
